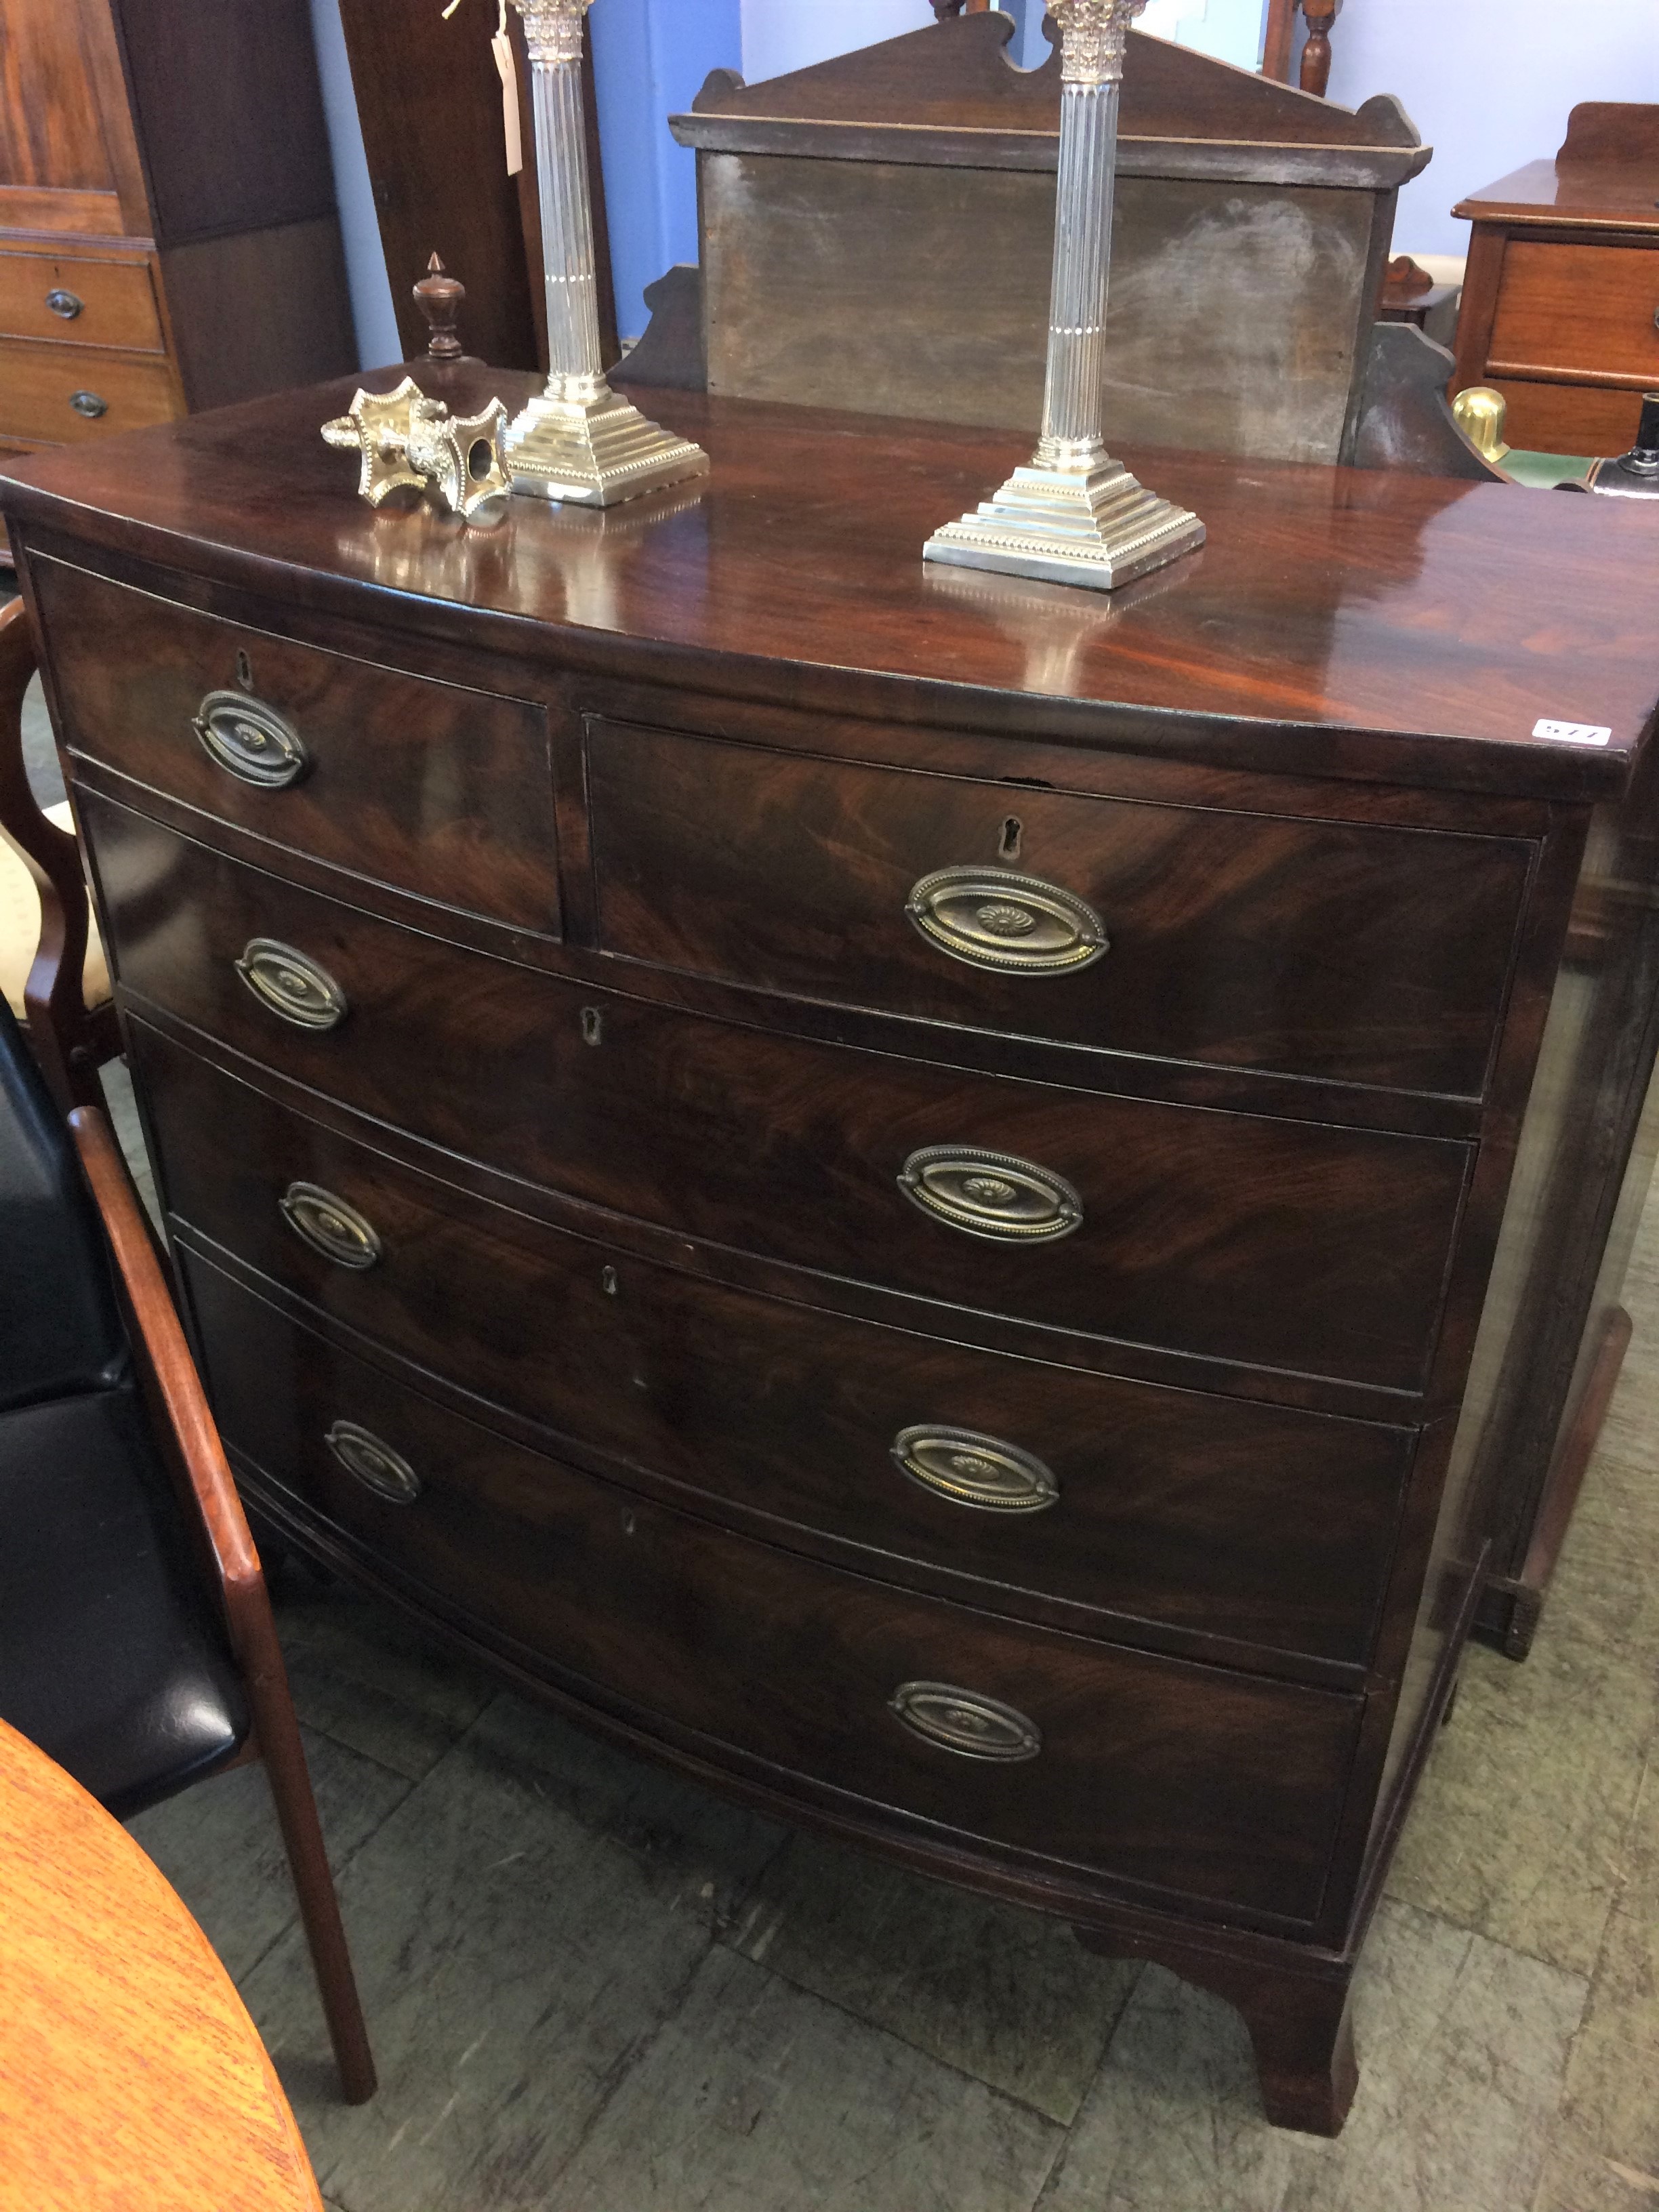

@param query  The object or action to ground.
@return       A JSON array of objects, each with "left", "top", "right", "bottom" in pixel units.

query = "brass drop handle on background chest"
[
  {"left": 888, "top": 1681, "right": 1042, "bottom": 1762},
  {"left": 325, "top": 1420, "right": 422, "bottom": 1503},
  {"left": 899, "top": 1146, "right": 1082, "bottom": 1242},
  {"left": 193, "top": 689, "right": 309, "bottom": 788},
  {"left": 45, "top": 288, "right": 83, "bottom": 320},
  {"left": 281, "top": 1182, "right": 382, "bottom": 1271},
  {"left": 906, "top": 865, "right": 1107, "bottom": 975},
  {"left": 68, "top": 390, "right": 108, "bottom": 419},
  {"left": 892, "top": 1425, "right": 1059, "bottom": 1513},
  {"left": 234, "top": 938, "right": 348, "bottom": 1031}
]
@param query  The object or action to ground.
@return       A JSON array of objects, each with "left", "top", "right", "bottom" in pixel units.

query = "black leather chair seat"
[{"left": 0, "top": 1382, "right": 249, "bottom": 1816}]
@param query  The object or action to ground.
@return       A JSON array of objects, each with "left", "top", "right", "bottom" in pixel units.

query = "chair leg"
[{"left": 240, "top": 1610, "right": 377, "bottom": 2104}]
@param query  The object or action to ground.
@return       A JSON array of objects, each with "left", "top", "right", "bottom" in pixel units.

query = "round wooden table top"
[{"left": 0, "top": 1715, "right": 323, "bottom": 2212}]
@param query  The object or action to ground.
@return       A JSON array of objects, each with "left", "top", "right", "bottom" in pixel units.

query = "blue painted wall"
[{"left": 591, "top": 0, "right": 742, "bottom": 342}]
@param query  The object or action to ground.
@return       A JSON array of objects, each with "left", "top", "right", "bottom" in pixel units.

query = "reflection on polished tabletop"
[{"left": 0, "top": 1715, "right": 323, "bottom": 2212}]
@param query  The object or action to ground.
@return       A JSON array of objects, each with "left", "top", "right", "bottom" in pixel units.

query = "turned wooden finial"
[
  {"left": 932, "top": 1, "right": 992, "bottom": 18},
  {"left": 414, "top": 253, "right": 466, "bottom": 362}
]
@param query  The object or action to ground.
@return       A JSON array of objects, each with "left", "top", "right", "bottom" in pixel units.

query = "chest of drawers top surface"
[{"left": 3, "top": 371, "right": 1658, "bottom": 802}]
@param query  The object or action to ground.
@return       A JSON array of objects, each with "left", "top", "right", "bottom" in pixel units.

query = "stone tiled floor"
[
  {"left": 24, "top": 658, "right": 1659, "bottom": 2206},
  {"left": 113, "top": 1187, "right": 1659, "bottom": 2211}
]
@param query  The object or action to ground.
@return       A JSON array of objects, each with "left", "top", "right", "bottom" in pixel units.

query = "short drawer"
[
  {"left": 185, "top": 1251, "right": 1363, "bottom": 1927},
  {"left": 0, "top": 249, "right": 165, "bottom": 351},
  {"left": 35, "top": 558, "right": 559, "bottom": 937},
  {"left": 0, "top": 337, "right": 176, "bottom": 444},
  {"left": 1488, "top": 241, "right": 1659, "bottom": 384},
  {"left": 91, "top": 802, "right": 1472, "bottom": 1391},
  {"left": 137, "top": 1023, "right": 1416, "bottom": 1670},
  {"left": 583, "top": 717, "right": 1532, "bottom": 1097}
]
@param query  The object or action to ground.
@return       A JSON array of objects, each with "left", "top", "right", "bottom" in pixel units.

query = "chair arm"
[
  {"left": 68, "top": 1107, "right": 263, "bottom": 1608},
  {"left": 0, "top": 599, "right": 94, "bottom": 1107}
]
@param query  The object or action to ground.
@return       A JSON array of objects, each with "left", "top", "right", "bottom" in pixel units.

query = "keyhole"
[
  {"left": 620, "top": 1507, "right": 636, "bottom": 1536},
  {"left": 236, "top": 649, "right": 254, "bottom": 693},
  {"left": 581, "top": 1007, "right": 602, "bottom": 1046},
  {"left": 601, "top": 1265, "right": 618, "bottom": 1296},
  {"left": 999, "top": 815, "right": 1022, "bottom": 863}
]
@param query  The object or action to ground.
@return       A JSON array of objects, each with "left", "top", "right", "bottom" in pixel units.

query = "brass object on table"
[
  {"left": 505, "top": 0, "right": 708, "bottom": 505},
  {"left": 1450, "top": 386, "right": 1512, "bottom": 467},
  {"left": 321, "top": 377, "right": 511, "bottom": 519},
  {"left": 924, "top": 0, "right": 1204, "bottom": 591}
]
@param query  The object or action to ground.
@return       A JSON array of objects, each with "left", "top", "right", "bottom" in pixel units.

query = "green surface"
[{"left": 1505, "top": 449, "right": 1595, "bottom": 490}]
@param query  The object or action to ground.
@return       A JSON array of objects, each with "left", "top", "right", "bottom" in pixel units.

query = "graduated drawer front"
[
  {"left": 136, "top": 1025, "right": 1414, "bottom": 1670},
  {"left": 33, "top": 559, "right": 559, "bottom": 937},
  {"left": 92, "top": 802, "right": 1471, "bottom": 1391},
  {"left": 0, "top": 337, "right": 176, "bottom": 443},
  {"left": 0, "top": 249, "right": 165, "bottom": 351},
  {"left": 184, "top": 1251, "right": 1362, "bottom": 1927},
  {"left": 583, "top": 718, "right": 1532, "bottom": 1097},
  {"left": 1489, "top": 241, "right": 1659, "bottom": 384}
]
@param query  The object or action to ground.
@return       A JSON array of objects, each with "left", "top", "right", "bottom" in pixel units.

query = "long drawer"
[
  {"left": 583, "top": 715, "right": 1532, "bottom": 1097},
  {"left": 136, "top": 1022, "right": 1416, "bottom": 1671},
  {"left": 0, "top": 247, "right": 165, "bottom": 352},
  {"left": 1488, "top": 241, "right": 1659, "bottom": 385},
  {"left": 184, "top": 1250, "right": 1364, "bottom": 1927},
  {"left": 34, "top": 557, "right": 559, "bottom": 937},
  {"left": 0, "top": 337, "right": 176, "bottom": 444},
  {"left": 89, "top": 799, "right": 1473, "bottom": 1391}
]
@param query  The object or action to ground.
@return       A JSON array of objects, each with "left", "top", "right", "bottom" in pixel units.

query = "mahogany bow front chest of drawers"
[{"left": 7, "top": 372, "right": 1659, "bottom": 2135}]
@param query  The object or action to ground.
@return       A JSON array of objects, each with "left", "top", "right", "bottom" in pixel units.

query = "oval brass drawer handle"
[
  {"left": 281, "top": 1182, "right": 382, "bottom": 1271},
  {"left": 325, "top": 1420, "right": 421, "bottom": 1504},
  {"left": 46, "top": 287, "right": 83, "bottom": 320},
  {"left": 893, "top": 1425, "right": 1059, "bottom": 1513},
  {"left": 888, "top": 1681, "right": 1042, "bottom": 1763},
  {"left": 898, "top": 1145, "right": 1082, "bottom": 1243},
  {"left": 906, "top": 865, "right": 1107, "bottom": 976},
  {"left": 69, "top": 389, "right": 108, "bottom": 419},
  {"left": 234, "top": 939, "right": 348, "bottom": 1031},
  {"left": 193, "top": 689, "right": 309, "bottom": 789}
]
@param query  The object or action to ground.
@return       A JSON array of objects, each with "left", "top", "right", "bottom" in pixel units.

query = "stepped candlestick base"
[
  {"left": 504, "top": 380, "right": 709, "bottom": 508},
  {"left": 924, "top": 455, "right": 1205, "bottom": 592}
]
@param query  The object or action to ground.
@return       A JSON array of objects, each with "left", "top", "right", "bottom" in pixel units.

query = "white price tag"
[{"left": 1533, "top": 720, "right": 1613, "bottom": 747}]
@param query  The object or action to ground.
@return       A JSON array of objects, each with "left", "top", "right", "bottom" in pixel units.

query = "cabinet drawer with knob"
[
  {"left": 1486, "top": 241, "right": 1659, "bottom": 386},
  {"left": 180, "top": 1246, "right": 1365, "bottom": 1929},
  {"left": 583, "top": 716, "right": 1532, "bottom": 1097},
  {"left": 0, "top": 249, "right": 167, "bottom": 352},
  {"left": 90, "top": 798, "right": 1471, "bottom": 1391},
  {"left": 0, "top": 337, "right": 177, "bottom": 447},
  {"left": 135, "top": 1021, "right": 1417, "bottom": 1675},
  {"left": 30, "top": 556, "right": 558, "bottom": 936}
]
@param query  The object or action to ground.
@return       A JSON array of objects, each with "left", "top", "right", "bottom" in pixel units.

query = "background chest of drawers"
[
  {"left": 7, "top": 371, "right": 1659, "bottom": 2135},
  {"left": 0, "top": 0, "right": 354, "bottom": 466}
]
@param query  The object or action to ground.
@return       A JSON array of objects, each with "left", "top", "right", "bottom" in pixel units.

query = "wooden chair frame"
[
  {"left": 1263, "top": 0, "right": 1341, "bottom": 97},
  {"left": 70, "top": 1104, "right": 377, "bottom": 2106},
  {"left": 0, "top": 596, "right": 119, "bottom": 1109}
]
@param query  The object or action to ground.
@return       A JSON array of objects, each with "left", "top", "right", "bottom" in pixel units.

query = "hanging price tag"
[{"left": 493, "top": 18, "right": 524, "bottom": 176}]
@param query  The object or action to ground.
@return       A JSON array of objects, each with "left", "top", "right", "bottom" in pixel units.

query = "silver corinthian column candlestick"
[
  {"left": 924, "top": 0, "right": 1202, "bottom": 589},
  {"left": 505, "top": 0, "right": 708, "bottom": 504}
]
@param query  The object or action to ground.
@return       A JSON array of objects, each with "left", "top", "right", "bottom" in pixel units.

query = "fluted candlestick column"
[
  {"left": 924, "top": 0, "right": 1203, "bottom": 590},
  {"left": 505, "top": 0, "right": 708, "bottom": 506}
]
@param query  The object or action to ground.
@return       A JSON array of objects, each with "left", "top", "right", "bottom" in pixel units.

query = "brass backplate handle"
[
  {"left": 193, "top": 689, "right": 309, "bottom": 789},
  {"left": 325, "top": 1420, "right": 421, "bottom": 1504},
  {"left": 281, "top": 1182, "right": 382, "bottom": 1271},
  {"left": 893, "top": 1425, "right": 1059, "bottom": 1513},
  {"left": 45, "top": 287, "right": 83, "bottom": 319},
  {"left": 888, "top": 1681, "right": 1042, "bottom": 1762},
  {"left": 234, "top": 939, "right": 348, "bottom": 1031},
  {"left": 898, "top": 1145, "right": 1082, "bottom": 1242},
  {"left": 906, "top": 865, "right": 1107, "bottom": 975}
]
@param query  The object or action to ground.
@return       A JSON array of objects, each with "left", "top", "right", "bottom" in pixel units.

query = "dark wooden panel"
[
  {"left": 37, "top": 558, "right": 558, "bottom": 937},
  {"left": 138, "top": 1023, "right": 1418, "bottom": 1672},
  {"left": 7, "top": 377, "right": 1658, "bottom": 802},
  {"left": 184, "top": 1248, "right": 1365, "bottom": 1927},
  {"left": 90, "top": 803, "right": 1471, "bottom": 1391},
  {"left": 1488, "top": 241, "right": 1659, "bottom": 387},
  {"left": 106, "top": 0, "right": 337, "bottom": 245},
  {"left": 159, "top": 221, "right": 356, "bottom": 413},
  {"left": 585, "top": 716, "right": 1532, "bottom": 1097}
]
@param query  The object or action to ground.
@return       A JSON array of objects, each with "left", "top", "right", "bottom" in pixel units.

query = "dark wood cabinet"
[
  {"left": 0, "top": 0, "right": 355, "bottom": 461},
  {"left": 7, "top": 371, "right": 1659, "bottom": 2133},
  {"left": 1452, "top": 103, "right": 1659, "bottom": 456}
]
